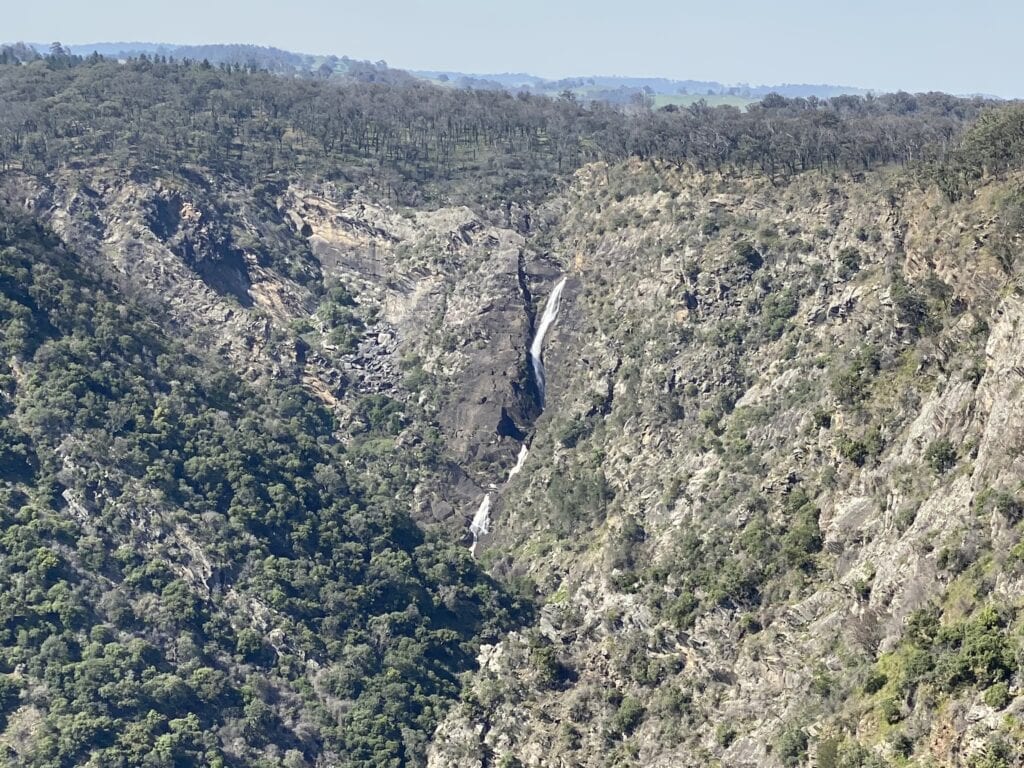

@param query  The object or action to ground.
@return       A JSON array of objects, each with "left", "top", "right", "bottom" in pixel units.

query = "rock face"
[
  {"left": 2, "top": 169, "right": 559, "bottom": 532},
  {"left": 426, "top": 161, "right": 1024, "bottom": 767},
  {"left": 6, "top": 155, "right": 1024, "bottom": 767},
  {"left": 279, "top": 188, "right": 556, "bottom": 515}
]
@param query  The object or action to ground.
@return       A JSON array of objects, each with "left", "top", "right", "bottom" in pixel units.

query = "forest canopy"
[{"left": 0, "top": 46, "right": 1002, "bottom": 205}]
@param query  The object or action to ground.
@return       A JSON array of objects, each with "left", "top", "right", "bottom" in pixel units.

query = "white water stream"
[
  {"left": 529, "top": 277, "right": 568, "bottom": 406},
  {"left": 468, "top": 278, "right": 567, "bottom": 556},
  {"left": 506, "top": 443, "right": 530, "bottom": 480},
  {"left": 468, "top": 494, "right": 492, "bottom": 557}
]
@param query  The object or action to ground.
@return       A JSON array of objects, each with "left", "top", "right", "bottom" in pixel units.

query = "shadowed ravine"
[{"left": 469, "top": 277, "right": 567, "bottom": 556}]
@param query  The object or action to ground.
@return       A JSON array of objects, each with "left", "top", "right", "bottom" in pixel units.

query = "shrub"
[
  {"left": 967, "top": 737, "right": 1013, "bottom": 768},
  {"left": 760, "top": 289, "right": 799, "bottom": 339},
  {"left": 889, "top": 732, "right": 913, "bottom": 758},
  {"left": 891, "top": 275, "right": 934, "bottom": 333},
  {"left": 839, "top": 436, "right": 869, "bottom": 466},
  {"left": 837, "top": 246, "right": 861, "bottom": 278},
  {"left": 993, "top": 491, "right": 1023, "bottom": 523},
  {"left": 558, "top": 416, "right": 594, "bottom": 448},
  {"left": 863, "top": 670, "right": 887, "bottom": 694},
  {"left": 878, "top": 696, "right": 903, "bottom": 724},
  {"left": 781, "top": 507, "right": 822, "bottom": 569},
  {"left": 665, "top": 592, "right": 698, "bottom": 629},
  {"left": 734, "top": 240, "right": 763, "bottom": 270},
  {"left": 0, "top": 675, "right": 22, "bottom": 717},
  {"left": 925, "top": 438, "right": 957, "bottom": 474},
  {"left": 531, "top": 643, "right": 572, "bottom": 689},
  {"left": 610, "top": 696, "right": 646, "bottom": 738},
  {"left": 817, "top": 738, "right": 840, "bottom": 768},
  {"left": 982, "top": 681, "right": 1011, "bottom": 710},
  {"left": 776, "top": 727, "right": 808, "bottom": 767},
  {"left": 831, "top": 347, "right": 879, "bottom": 404},
  {"left": 716, "top": 723, "right": 738, "bottom": 747}
]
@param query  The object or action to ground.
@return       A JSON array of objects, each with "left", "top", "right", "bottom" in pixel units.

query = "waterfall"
[
  {"left": 469, "top": 494, "right": 492, "bottom": 556},
  {"left": 506, "top": 444, "right": 529, "bottom": 481},
  {"left": 468, "top": 276, "right": 567, "bottom": 557},
  {"left": 529, "top": 277, "right": 567, "bottom": 406}
]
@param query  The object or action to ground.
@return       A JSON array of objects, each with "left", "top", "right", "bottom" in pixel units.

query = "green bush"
[
  {"left": 716, "top": 723, "right": 738, "bottom": 747},
  {"left": 993, "top": 491, "right": 1023, "bottom": 523},
  {"left": 863, "top": 670, "right": 888, "bottom": 694},
  {"left": 776, "top": 727, "right": 808, "bottom": 767},
  {"left": 982, "top": 681, "right": 1011, "bottom": 710},
  {"left": 878, "top": 697, "right": 903, "bottom": 724},
  {"left": 967, "top": 737, "right": 1013, "bottom": 768},
  {"left": 839, "top": 436, "right": 869, "bottom": 466},
  {"left": 558, "top": 416, "right": 594, "bottom": 448},
  {"left": 925, "top": 438, "right": 957, "bottom": 474},
  {"left": 890, "top": 275, "right": 934, "bottom": 333},
  {"left": 831, "top": 346, "right": 880, "bottom": 405},
  {"left": 531, "top": 640, "right": 573, "bottom": 689},
  {"left": 734, "top": 240, "right": 764, "bottom": 270},
  {"left": 817, "top": 738, "right": 840, "bottom": 768},
  {"left": 888, "top": 732, "right": 913, "bottom": 758},
  {"left": 760, "top": 289, "right": 799, "bottom": 339},
  {"left": 780, "top": 497, "right": 822, "bottom": 570},
  {"left": 610, "top": 696, "right": 646, "bottom": 738},
  {"left": 837, "top": 246, "right": 861, "bottom": 278},
  {"left": 0, "top": 674, "right": 22, "bottom": 718}
]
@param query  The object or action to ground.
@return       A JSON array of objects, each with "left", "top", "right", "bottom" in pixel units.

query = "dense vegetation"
[
  {"left": 0, "top": 47, "right": 997, "bottom": 207},
  {"left": 0, "top": 211, "right": 524, "bottom": 766}
]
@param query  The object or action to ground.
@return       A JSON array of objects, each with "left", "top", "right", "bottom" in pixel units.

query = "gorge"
[
  {"left": 469, "top": 276, "right": 569, "bottom": 556},
  {"left": 0, "top": 48, "right": 1022, "bottom": 768}
]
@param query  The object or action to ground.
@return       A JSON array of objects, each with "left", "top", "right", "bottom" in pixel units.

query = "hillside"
[
  {"left": 430, "top": 148, "right": 1024, "bottom": 767},
  {"left": 10, "top": 41, "right": 872, "bottom": 106},
  {"left": 0, "top": 49, "right": 1022, "bottom": 768}
]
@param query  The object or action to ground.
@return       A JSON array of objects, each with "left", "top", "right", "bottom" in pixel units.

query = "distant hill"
[
  {"left": 24, "top": 41, "right": 415, "bottom": 83},
  {"left": 412, "top": 70, "right": 872, "bottom": 107},
  {"left": 18, "top": 41, "right": 870, "bottom": 107}
]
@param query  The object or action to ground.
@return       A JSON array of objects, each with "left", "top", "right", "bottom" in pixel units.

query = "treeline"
[
  {"left": 639, "top": 91, "right": 983, "bottom": 178},
  {"left": 0, "top": 43, "right": 41, "bottom": 66},
  {"left": 923, "top": 104, "right": 1024, "bottom": 200},
  {"left": 0, "top": 51, "right": 999, "bottom": 204}
]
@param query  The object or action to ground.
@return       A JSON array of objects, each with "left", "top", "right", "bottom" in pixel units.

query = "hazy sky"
[{"left": 6, "top": 0, "right": 1022, "bottom": 97}]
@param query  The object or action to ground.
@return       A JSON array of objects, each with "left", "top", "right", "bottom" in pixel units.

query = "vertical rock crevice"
[
  {"left": 516, "top": 249, "right": 543, "bottom": 409},
  {"left": 469, "top": 273, "right": 568, "bottom": 555}
]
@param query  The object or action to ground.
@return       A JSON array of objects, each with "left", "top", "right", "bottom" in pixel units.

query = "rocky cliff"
[
  {"left": 426, "top": 160, "right": 1024, "bottom": 767},
  {"left": 3, "top": 134, "right": 1024, "bottom": 768}
]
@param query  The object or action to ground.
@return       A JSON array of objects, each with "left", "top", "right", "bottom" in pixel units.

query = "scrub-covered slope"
[
  {"left": 431, "top": 120, "right": 1024, "bottom": 767},
  {"left": 0, "top": 208, "right": 535, "bottom": 767}
]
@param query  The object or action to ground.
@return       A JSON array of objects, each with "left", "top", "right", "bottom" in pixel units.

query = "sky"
[{"left": 6, "top": 0, "right": 1023, "bottom": 97}]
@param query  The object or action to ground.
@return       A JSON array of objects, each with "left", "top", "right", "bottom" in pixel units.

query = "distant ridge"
[
  {"left": 413, "top": 70, "right": 870, "bottom": 98},
  {"left": 21, "top": 41, "right": 414, "bottom": 83},
  {"left": 18, "top": 40, "right": 877, "bottom": 106},
  {"left": 411, "top": 70, "right": 871, "bottom": 107}
]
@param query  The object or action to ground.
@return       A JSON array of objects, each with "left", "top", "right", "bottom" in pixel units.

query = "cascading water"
[
  {"left": 529, "top": 277, "right": 568, "bottom": 406},
  {"left": 468, "top": 494, "right": 492, "bottom": 557},
  {"left": 506, "top": 444, "right": 529, "bottom": 480},
  {"left": 467, "top": 277, "right": 567, "bottom": 556}
]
